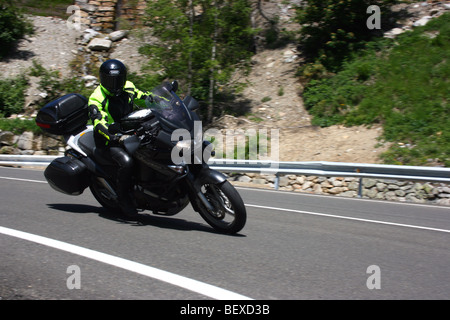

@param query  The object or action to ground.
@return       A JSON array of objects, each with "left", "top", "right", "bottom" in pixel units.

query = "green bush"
[
  {"left": 302, "top": 13, "right": 450, "bottom": 166},
  {"left": 29, "top": 60, "right": 92, "bottom": 104},
  {"left": 0, "top": 60, "right": 95, "bottom": 120},
  {"left": 0, "top": 0, "right": 33, "bottom": 58},
  {"left": 295, "top": 0, "right": 397, "bottom": 71},
  {"left": 0, "top": 75, "right": 29, "bottom": 117}
]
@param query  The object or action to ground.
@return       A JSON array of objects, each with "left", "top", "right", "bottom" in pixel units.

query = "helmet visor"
[{"left": 101, "top": 73, "right": 126, "bottom": 96}]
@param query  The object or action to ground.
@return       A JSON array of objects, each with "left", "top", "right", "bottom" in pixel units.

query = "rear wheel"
[
  {"left": 196, "top": 180, "right": 246, "bottom": 234},
  {"left": 89, "top": 177, "right": 121, "bottom": 214}
]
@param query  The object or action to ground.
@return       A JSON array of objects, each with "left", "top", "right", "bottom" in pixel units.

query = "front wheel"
[{"left": 196, "top": 180, "right": 247, "bottom": 234}]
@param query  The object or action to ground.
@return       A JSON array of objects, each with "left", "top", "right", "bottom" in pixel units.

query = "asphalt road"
[{"left": 1, "top": 166, "right": 449, "bottom": 302}]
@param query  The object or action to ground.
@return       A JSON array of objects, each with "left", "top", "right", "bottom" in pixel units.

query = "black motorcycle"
[{"left": 36, "top": 81, "right": 246, "bottom": 234}]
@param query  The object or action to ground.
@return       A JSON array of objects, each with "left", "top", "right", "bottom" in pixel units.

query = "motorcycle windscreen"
[{"left": 145, "top": 83, "right": 194, "bottom": 132}]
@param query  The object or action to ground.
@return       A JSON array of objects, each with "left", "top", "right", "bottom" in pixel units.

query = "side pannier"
[
  {"left": 36, "top": 93, "right": 89, "bottom": 135},
  {"left": 44, "top": 157, "right": 90, "bottom": 195}
]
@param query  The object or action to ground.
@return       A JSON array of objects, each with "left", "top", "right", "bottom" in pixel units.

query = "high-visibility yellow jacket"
[{"left": 88, "top": 81, "right": 150, "bottom": 146}]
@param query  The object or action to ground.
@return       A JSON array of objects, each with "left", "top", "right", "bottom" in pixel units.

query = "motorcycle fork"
[
  {"left": 186, "top": 174, "right": 215, "bottom": 213},
  {"left": 185, "top": 165, "right": 227, "bottom": 213}
]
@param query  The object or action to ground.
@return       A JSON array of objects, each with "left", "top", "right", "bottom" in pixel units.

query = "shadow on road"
[{"left": 46, "top": 203, "right": 246, "bottom": 237}]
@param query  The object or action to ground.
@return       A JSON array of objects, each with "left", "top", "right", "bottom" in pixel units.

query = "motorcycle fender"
[
  {"left": 186, "top": 168, "right": 227, "bottom": 213},
  {"left": 195, "top": 168, "right": 227, "bottom": 189}
]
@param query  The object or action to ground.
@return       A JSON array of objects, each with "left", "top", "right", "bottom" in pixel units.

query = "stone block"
[{"left": 88, "top": 38, "right": 112, "bottom": 51}]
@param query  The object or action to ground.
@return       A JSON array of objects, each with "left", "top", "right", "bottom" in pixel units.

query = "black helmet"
[{"left": 99, "top": 59, "right": 127, "bottom": 96}]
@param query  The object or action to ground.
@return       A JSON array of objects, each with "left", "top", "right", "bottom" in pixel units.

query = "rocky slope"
[{"left": 1, "top": 0, "right": 449, "bottom": 165}]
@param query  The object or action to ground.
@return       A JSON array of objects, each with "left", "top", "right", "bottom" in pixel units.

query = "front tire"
[{"left": 196, "top": 180, "right": 246, "bottom": 234}]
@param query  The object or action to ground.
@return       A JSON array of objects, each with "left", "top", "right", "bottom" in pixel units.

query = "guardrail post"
[
  {"left": 274, "top": 173, "right": 280, "bottom": 190},
  {"left": 358, "top": 177, "right": 363, "bottom": 198}
]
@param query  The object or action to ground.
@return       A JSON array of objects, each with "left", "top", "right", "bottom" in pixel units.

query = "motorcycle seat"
[
  {"left": 78, "top": 131, "right": 115, "bottom": 166},
  {"left": 78, "top": 131, "right": 95, "bottom": 157}
]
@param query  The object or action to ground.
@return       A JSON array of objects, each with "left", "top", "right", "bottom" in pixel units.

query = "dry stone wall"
[
  {"left": 0, "top": 131, "right": 64, "bottom": 156},
  {"left": 75, "top": 0, "right": 147, "bottom": 31},
  {"left": 227, "top": 173, "right": 450, "bottom": 206}
]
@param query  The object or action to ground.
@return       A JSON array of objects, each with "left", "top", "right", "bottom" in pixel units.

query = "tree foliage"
[
  {"left": 295, "top": 0, "right": 397, "bottom": 71},
  {"left": 139, "top": 0, "right": 255, "bottom": 121},
  {"left": 0, "top": 0, "right": 33, "bottom": 58}
]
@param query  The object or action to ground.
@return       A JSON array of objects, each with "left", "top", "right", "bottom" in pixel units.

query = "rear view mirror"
[
  {"left": 171, "top": 80, "right": 179, "bottom": 93},
  {"left": 183, "top": 96, "right": 199, "bottom": 111}
]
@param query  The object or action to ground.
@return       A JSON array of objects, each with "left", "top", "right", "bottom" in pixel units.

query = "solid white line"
[
  {"left": 246, "top": 204, "right": 450, "bottom": 234},
  {"left": 0, "top": 226, "right": 253, "bottom": 300},
  {"left": 236, "top": 186, "right": 450, "bottom": 210},
  {"left": 0, "top": 176, "right": 47, "bottom": 184}
]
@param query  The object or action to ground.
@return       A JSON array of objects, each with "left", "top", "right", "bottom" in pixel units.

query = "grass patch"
[
  {"left": 302, "top": 13, "right": 450, "bottom": 166},
  {"left": 15, "top": 0, "right": 73, "bottom": 18},
  {"left": 0, "top": 118, "right": 41, "bottom": 135}
]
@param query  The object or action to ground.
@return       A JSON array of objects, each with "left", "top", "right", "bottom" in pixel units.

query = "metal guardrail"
[
  {"left": 208, "top": 159, "right": 450, "bottom": 194},
  {"left": 0, "top": 155, "right": 58, "bottom": 167},
  {"left": 1, "top": 155, "right": 449, "bottom": 195},
  {"left": 209, "top": 159, "right": 450, "bottom": 181}
]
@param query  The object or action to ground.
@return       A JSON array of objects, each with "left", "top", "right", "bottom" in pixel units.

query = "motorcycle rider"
[{"left": 88, "top": 59, "right": 151, "bottom": 218}]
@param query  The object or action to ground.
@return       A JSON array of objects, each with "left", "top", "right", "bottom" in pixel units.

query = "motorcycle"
[{"left": 35, "top": 81, "right": 247, "bottom": 234}]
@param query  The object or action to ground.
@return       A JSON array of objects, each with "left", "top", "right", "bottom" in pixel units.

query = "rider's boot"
[
  {"left": 116, "top": 177, "right": 139, "bottom": 220},
  {"left": 118, "top": 191, "right": 139, "bottom": 219}
]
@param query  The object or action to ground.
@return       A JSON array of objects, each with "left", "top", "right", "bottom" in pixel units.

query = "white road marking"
[
  {"left": 0, "top": 176, "right": 47, "bottom": 183},
  {"left": 236, "top": 186, "right": 450, "bottom": 210},
  {"left": 0, "top": 226, "right": 253, "bottom": 300},
  {"left": 246, "top": 204, "right": 450, "bottom": 234}
]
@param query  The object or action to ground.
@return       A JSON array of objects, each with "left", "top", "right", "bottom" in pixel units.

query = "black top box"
[{"left": 36, "top": 93, "right": 89, "bottom": 135}]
